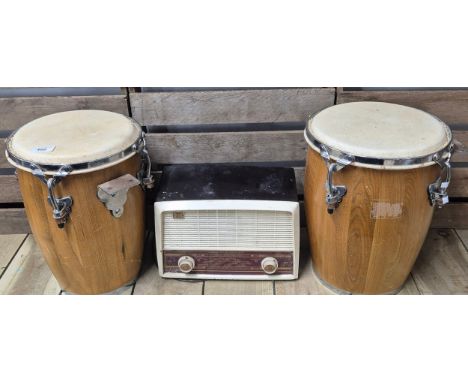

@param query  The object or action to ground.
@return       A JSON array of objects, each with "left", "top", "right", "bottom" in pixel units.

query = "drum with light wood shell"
[
  {"left": 304, "top": 102, "right": 453, "bottom": 294},
  {"left": 5, "top": 110, "right": 154, "bottom": 294}
]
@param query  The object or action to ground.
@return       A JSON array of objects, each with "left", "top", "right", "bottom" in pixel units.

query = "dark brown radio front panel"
[{"left": 163, "top": 250, "right": 294, "bottom": 275}]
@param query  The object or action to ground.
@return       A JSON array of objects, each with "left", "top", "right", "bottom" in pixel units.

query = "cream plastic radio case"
[{"left": 154, "top": 165, "right": 300, "bottom": 280}]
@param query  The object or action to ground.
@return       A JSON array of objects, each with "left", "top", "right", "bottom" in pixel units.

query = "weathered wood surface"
[
  {"left": 337, "top": 89, "right": 468, "bottom": 126},
  {"left": 0, "top": 234, "right": 26, "bottom": 276},
  {"left": 143, "top": 130, "right": 468, "bottom": 165},
  {"left": 133, "top": 260, "right": 204, "bottom": 295},
  {"left": 456, "top": 229, "right": 468, "bottom": 249},
  {"left": 204, "top": 280, "right": 274, "bottom": 295},
  {"left": 0, "top": 209, "right": 31, "bottom": 234},
  {"left": 1, "top": 202, "right": 467, "bottom": 235},
  {"left": 432, "top": 203, "right": 468, "bottom": 229},
  {"left": 0, "top": 95, "right": 129, "bottom": 131},
  {"left": 1, "top": 166, "right": 466, "bottom": 205},
  {"left": 0, "top": 174, "right": 21, "bottom": 203},
  {"left": 1, "top": 229, "right": 467, "bottom": 294},
  {"left": 0, "top": 235, "right": 61, "bottom": 295},
  {"left": 412, "top": 229, "right": 468, "bottom": 294},
  {"left": 145, "top": 131, "right": 307, "bottom": 164},
  {"left": 131, "top": 88, "right": 335, "bottom": 126}
]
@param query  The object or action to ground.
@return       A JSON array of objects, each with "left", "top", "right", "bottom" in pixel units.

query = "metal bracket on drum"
[
  {"left": 97, "top": 174, "right": 141, "bottom": 218},
  {"left": 428, "top": 149, "right": 452, "bottom": 208},
  {"left": 134, "top": 132, "right": 155, "bottom": 189},
  {"left": 31, "top": 164, "right": 73, "bottom": 229},
  {"left": 320, "top": 145, "right": 354, "bottom": 214}
]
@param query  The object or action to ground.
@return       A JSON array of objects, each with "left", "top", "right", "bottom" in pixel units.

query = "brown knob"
[
  {"left": 178, "top": 256, "right": 195, "bottom": 273},
  {"left": 261, "top": 257, "right": 278, "bottom": 274}
]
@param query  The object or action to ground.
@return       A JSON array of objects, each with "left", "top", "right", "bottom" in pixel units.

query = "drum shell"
[
  {"left": 304, "top": 148, "right": 438, "bottom": 294},
  {"left": 17, "top": 155, "right": 145, "bottom": 294}
]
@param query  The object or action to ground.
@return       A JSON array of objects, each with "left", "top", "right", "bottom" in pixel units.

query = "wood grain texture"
[
  {"left": 0, "top": 235, "right": 61, "bottom": 295},
  {"left": 412, "top": 229, "right": 468, "bottom": 294},
  {"left": 456, "top": 229, "right": 468, "bottom": 249},
  {"left": 0, "top": 209, "right": 31, "bottom": 234},
  {"left": 131, "top": 88, "right": 335, "bottom": 126},
  {"left": 163, "top": 250, "right": 294, "bottom": 275},
  {"left": 0, "top": 174, "right": 21, "bottom": 203},
  {"left": 1, "top": 164, "right": 467, "bottom": 205},
  {"left": 304, "top": 148, "right": 439, "bottom": 294},
  {"left": 337, "top": 90, "right": 468, "bottom": 126},
  {"left": 203, "top": 280, "right": 274, "bottom": 295},
  {"left": 432, "top": 203, "right": 468, "bottom": 229},
  {"left": 0, "top": 95, "right": 129, "bottom": 131},
  {"left": 133, "top": 260, "right": 203, "bottom": 295},
  {"left": 0, "top": 234, "right": 26, "bottom": 276},
  {"left": 17, "top": 155, "right": 145, "bottom": 294},
  {"left": 275, "top": 230, "right": 334, "bottom": 295},
  {"left": 145, "top": 130, "right": 307, "bottom": 164}
]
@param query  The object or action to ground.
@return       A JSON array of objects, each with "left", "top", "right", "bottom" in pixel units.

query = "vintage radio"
[{"left": 154, "top": 164, "right": 300, "bottom": 280}]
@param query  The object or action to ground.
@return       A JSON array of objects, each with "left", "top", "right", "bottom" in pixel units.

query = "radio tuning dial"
[
  {"left": 178, "top": 256, "right": 195, "bottom": 273},
  {"left": 261, "top": 257, "right": 279, "bottom": 274}
]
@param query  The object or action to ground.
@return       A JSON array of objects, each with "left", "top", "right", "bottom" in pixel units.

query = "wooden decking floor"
[{"left": 1, "top": 228, "right": 467, "bottom": 295}]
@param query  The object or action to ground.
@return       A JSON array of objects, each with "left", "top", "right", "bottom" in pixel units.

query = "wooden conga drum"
[
  {"left": 304, "top": 102, "right": 453, "bottom": 294},
  {"left": 5, "top": 110, "right": 154, "bottom": 294}
]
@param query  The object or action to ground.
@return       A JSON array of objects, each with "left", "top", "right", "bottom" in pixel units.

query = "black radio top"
[{"left": 156, "top": 164, "right": 297, "bottom": 202}]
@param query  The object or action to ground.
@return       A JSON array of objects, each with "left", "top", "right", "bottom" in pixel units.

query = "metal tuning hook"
[{"left": 320, "top": 144, "right": 354, "bottom": 214}]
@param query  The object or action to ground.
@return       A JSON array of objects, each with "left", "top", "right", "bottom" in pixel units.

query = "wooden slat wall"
[{"left": 1, "top": 88, "right": 468, "bottom": 233}]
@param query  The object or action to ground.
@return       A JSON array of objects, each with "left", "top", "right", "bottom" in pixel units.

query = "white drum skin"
[
  {"left": 6, "top": 110, "right": 142, "bottom": 175},
  {"left": 305, "top": 102, "right": 452, "bottom": 170}
]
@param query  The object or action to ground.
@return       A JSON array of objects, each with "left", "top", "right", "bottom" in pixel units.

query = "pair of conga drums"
[
  {"left": 304, "top": 102, "right": 453, "bottom": 294},
  {"left": 6, "top": 102, "right": 453, "bottom": 295},
  {"left": 6, "top": 110, "right": 153, "bottom": 294}
]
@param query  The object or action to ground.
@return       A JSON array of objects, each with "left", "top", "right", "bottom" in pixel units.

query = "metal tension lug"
[
  {"left": 320, "top": 144, "right": 353, "bottom": 214},
  {"left": 97, "top": 174, "right": 140, "bottom": 218},
  {"left": 428, "top": 153, "right": 451, "bottom": 208}
]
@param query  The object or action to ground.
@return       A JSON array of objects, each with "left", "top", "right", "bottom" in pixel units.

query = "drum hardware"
[
  {"left": 134, "top": 132, "right": 155, "bottom": 189},
  {"left": 97, "top": 174, "right": 141, "bottom": 217},
  {"left": 319, "top": 144, "right": 354, "bottom": 214},
  {"left": 30, "top": 164, "right": 73, "bottom": 228},
  {"left": 428, "top": 148, "right": 452, "bottom": 208}
]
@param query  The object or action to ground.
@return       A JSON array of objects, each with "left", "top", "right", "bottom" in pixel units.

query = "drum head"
[
  {"left": 6, "top": 110, "right": 142, "bottom": 175},
  {"left": 305, "top": 102, "right": 452, "bottom": 169}
]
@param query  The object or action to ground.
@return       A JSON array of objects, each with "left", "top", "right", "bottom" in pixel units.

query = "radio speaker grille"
[{"left": 162, "top": 210, "right": 294, "bottom": 251}]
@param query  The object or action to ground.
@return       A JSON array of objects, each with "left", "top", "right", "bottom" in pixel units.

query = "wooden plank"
[
  {"left": 337, "top": 90, "right": 468, "bottom": 126},
  {"left": 456, "top": 229, "right": 468, "bottom": 249},
  {"left": 1, "top": 129, "right": 467, "bottom": 169},
  {"left": 0, "top": 235, "right": 61, "bottom": 295},
  {"left": 131, "top": 88, "right": 335, "bottom": 126},
  {"left": 145, "top": 131, "right": 468, "bottom": 164},
  {"left": 146, "top": 130, "right": 307, "bottom": 164},
  {"left": 0, "top": 209, "right": 31, "bottom": 234},
  {"left": 0, "top": 234, "right": 26, "bottom": 276},
  {"left": 203, "top": 280, "right": 274, "bottom": 295},
  {"left": 0, "top": 174, "right": 21, "bottom": 203},
  {"left": 0, "top": 95, "right": 129, "bottom": 131},
  {"left": 132, "top": 229, "right": 203, "bottom": 295},
  {"left": 398, "top": 275, "right": 421, "bottom": 295},
  {"left": 412, "top": 229, "right": 468, "bottom": 294},
  {"left": 432, "top": 203, "right": 468, "bottom": 229}
]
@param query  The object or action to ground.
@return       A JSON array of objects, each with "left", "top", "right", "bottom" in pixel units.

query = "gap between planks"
[{"left": 0, "top": 234, "right": 61, "bottom": 295}]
